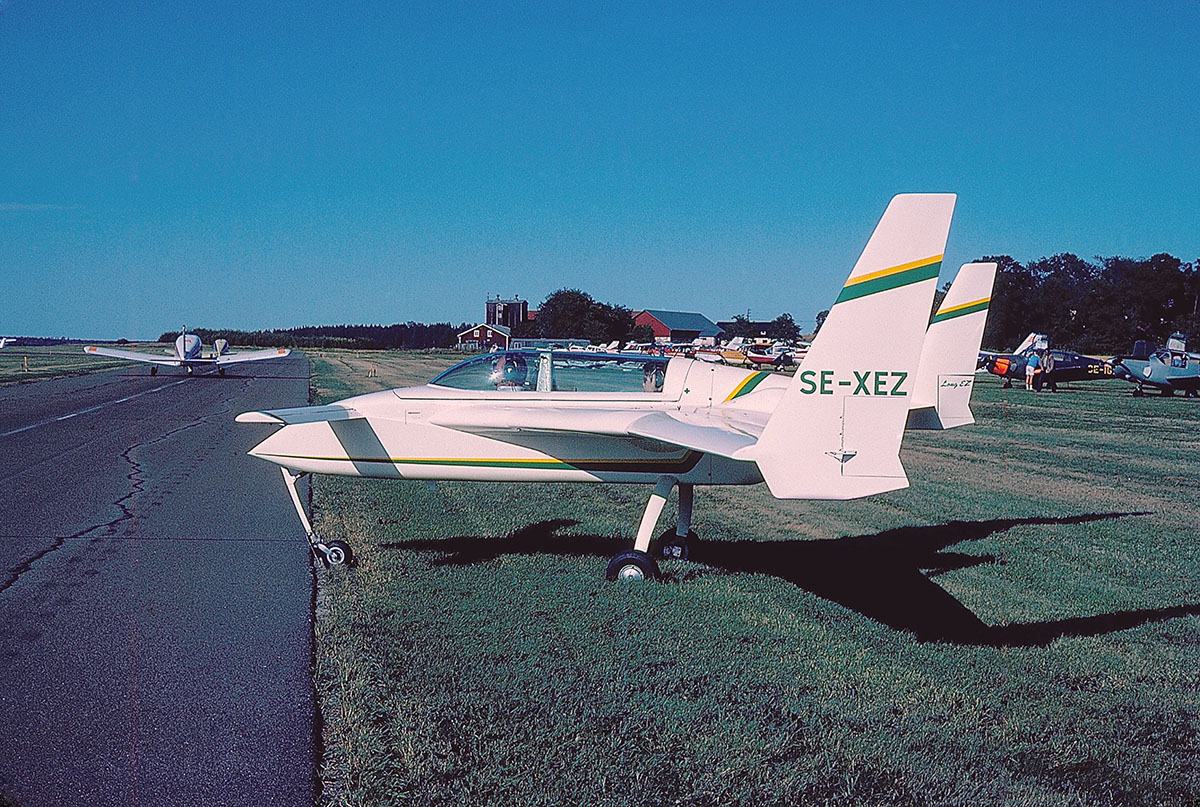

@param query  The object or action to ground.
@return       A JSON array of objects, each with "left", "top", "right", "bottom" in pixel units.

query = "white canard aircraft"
[
  {"left": 239, "top": 194, "right": 961, "bottom": 578},
  {"left": 83, "top": 330, "right": 290, "bottom": 376}
]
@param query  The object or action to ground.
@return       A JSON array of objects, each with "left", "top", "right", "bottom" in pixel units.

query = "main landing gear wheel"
[
  {"left": 655, "top": 529, "right": 697, "bottom": 561},
  {"left": 218, "top": 367, "right": 226, "bottom": 376},
  {"left": 321, "top": 540, "right": 353, "bottom": 567},
  {"left": 150, "top": 366, "right": 158, "bottom": 376},
  {"left": 605, "top": 550, "right": 660, "bottom": 582}
]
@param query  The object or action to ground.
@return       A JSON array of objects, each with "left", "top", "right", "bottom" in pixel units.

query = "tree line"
[
  {"left": 158, "top": 322, "right": 468, "bottom": 350},
  {"left": 981, "top": 253, "right": 1198, "bottom": 353}
]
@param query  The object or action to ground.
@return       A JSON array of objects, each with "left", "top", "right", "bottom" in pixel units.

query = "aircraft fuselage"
[{"left": 247, "top": 357, "right": 775, "bottom": 486}]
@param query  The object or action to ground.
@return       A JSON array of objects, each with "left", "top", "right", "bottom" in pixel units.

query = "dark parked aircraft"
[
  {"left": 1112, "top": 334, "right": 1200, "bottom": 397},
  {"left": 980, "top": 333, "right": 1114, "bottom": 391}
]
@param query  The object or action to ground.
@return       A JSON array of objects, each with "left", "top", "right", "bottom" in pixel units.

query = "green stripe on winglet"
[{"left": 930, "top": 299, "right": 990, "bottom": 324}]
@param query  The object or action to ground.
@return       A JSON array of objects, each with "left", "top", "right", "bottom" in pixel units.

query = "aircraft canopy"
[{"left": 431, "top": 351, "right": 670, "bottom": 394}]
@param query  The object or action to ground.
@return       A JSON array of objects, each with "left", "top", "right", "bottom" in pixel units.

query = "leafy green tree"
[
  {"left": 629, "top": 324, "right": 655, "bottom": 343},
  {"left": 723, "top": 315, "right": 758, "bottom": 339},
  {"left": 765, "top": 313, "right": 800, "bottom": 342},
  {"left": 533, "top": 288, "right": 638, "bottom": 344},
  {"left": 978, "top": 255, "right": 1033, "bottom": 351}
]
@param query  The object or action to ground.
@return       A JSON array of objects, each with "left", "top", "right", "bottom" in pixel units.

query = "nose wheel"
[{"left": 319, "top": 540, "right": 353, "bottom": 567}]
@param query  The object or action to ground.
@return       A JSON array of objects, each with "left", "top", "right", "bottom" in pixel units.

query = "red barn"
[
  {"left": 456, "top": 323, "right": 511, "bottom": 351},
  {"left": 631, "top": 310, "right": 723, "bottom": 345}
]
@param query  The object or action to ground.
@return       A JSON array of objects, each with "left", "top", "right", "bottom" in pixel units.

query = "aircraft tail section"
[
  {"left": 744, "top": 194, "right": 955, "bottom": 499},
  {"left": 907, "top": 262, "right": 996, "bottom": 429}
]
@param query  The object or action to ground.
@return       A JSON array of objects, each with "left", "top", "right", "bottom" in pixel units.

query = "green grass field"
[
  {"left": 306, "top": 353, "right": 1199, "bottom": 807},
  {"left": 0, "top": 343, "right": 129, "bottom": 383}
]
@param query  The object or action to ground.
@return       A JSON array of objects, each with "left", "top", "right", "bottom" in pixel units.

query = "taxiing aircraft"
[
  {"left": 1112, "top": 334, "right": 1200, "bottom": 397},
  {"left": 84, "top": 330, "right": 290, "bottom": 376},
  {"left": 238, "top": 194, "right": 960, "bottom": 578}
]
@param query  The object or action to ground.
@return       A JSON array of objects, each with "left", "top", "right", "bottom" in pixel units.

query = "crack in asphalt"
[{"left": 0, "top": 380, "right": 248, "bottom": 595}]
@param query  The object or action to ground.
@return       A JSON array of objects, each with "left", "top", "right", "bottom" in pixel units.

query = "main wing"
[
  {"left": 215, "top": 348, "right": 291, "bottom": 365},
  {"left": 83, "top": 345, "right": 181, "bottom": 366}
]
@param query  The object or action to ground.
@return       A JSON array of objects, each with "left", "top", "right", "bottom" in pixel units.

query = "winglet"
[
  {"left": 745, "top": 194, "right": 956, "bottom": 499},
  {"left": 907, "top": 262, "right": 997, "bottom": 429}
]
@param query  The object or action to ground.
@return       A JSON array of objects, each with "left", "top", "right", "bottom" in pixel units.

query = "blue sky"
[{"left": 2, "top": 1, "right": 1198, "bottom": 338}]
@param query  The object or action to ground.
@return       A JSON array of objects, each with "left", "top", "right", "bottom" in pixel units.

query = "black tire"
[
  {"left": 150, "top": 366, "right": 158, "bottom": 376},
  {"left": 218, "top": 367, "right": 226, "bottom": 376},
  {"left": 605, "top": 550, "right": 660, "bottom": 582},
  {"left": 324, "top": 540, "right": 353, "bottom": 567}
]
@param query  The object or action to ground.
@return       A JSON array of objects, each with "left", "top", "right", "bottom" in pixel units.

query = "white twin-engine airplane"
[
  {"left": 238, "top": 195, "right": 997, "bottom": 578},
  {"left": 84, "top": 330, "right": 290, "bottom": 376}
]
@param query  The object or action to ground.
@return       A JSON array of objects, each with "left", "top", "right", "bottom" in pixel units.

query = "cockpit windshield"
[
  {"left": 431, "top": 351, "right": 669, "bottom": 393},
  {"left": 1162, "top": 349, "right": 1190, "bottom": 368}
]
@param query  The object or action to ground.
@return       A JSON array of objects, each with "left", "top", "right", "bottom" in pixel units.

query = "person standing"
[{"left": 1025, "top": 351, "right": 1040, "bottom": 390}]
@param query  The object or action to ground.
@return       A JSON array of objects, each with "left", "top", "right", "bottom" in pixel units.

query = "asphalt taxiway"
[{"left": 0, "top": 357, "right": 315, "bottom": 806}]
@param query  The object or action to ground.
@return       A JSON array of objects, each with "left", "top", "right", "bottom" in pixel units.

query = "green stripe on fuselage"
[
  {"left": 731, "top": 371, "right": 769, "bottom": 399},
  {"left": 834, "top": 261, "right": 941, "bottom": 305},
  {"left": 257, "top": 451, "right": 702, "bottom": 474}
]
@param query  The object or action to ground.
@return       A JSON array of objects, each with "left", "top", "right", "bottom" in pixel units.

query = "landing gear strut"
[
  {"left": 281, "top": 468, "right": 354, "bottom": 567},
  {"left": 605, "top": 477, "right": 696, "bottom": 581}
]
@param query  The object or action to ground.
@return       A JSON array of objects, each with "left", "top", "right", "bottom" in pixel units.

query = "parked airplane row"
[
  {"left": 235, "top": 194, "right": 1001, "bottom": 578},
  {"left": 980, "top": 331, "right": 1200, "bottom": 397}
]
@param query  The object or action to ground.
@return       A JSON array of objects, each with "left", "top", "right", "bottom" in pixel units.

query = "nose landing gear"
[{"left": 281, "top": 468, "right": 354, "bottom": 567}]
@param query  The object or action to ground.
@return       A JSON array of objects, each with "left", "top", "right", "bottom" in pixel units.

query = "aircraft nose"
[{"left": 247, "top": 426, "right": 294, "bottom": 465}]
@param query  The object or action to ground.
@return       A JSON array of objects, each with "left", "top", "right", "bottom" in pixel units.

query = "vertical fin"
[
  {"left": 747, "top": 194, "right": 956, "bottom": 499},
  {"left": 907, "top": 262, "right": 997, "bottom": 429}
]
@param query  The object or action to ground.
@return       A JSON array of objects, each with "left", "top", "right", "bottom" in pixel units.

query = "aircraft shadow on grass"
[{"left": 381, "top": 511, "right": 1200, "bottom": 648}]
